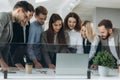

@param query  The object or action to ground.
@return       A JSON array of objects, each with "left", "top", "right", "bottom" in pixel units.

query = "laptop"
[{"left": 55, "top": 53, "right": 89, "bottom": 75}]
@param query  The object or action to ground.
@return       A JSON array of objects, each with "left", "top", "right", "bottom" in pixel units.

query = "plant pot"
[{"left": 98, "top": 66, "right": 109, "bottom": 76}]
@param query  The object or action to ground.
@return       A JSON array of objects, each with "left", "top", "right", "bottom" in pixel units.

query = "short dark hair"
[
  {"left": 98, "top": 19, "right": 113, "bottom": 29},
  {"left": 35, "top": 6, "right": 48, "bottom": 16},
  {"left": 13, "top": 1, "right": 34, "bottom": 12}
]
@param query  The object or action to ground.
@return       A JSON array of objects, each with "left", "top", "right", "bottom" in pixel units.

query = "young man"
[
  {"left": 0, "top": 1, "right": 34, "bottom": 71},
  {"left": 98, "top": 19, "right": 120, "bottom": 66},
  {"left": 10, "top": 21, "right": 32, "bottom": 69},
  {"left": 27, "top": 6, "right": 48, "bottom": 68}
]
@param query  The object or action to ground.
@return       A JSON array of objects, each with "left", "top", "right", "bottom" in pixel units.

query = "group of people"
[{"left": 0, "top": 1, "right": 120, "bottom": 71}]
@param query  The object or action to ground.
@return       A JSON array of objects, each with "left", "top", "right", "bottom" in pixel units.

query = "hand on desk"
[
  {"left": 48, "top": 64, "right": 55, "bottom": 69},
  {"left": 35, "top": 63, "right": 42, "bottom": 69},
  {"left": 15, "top": 63, "right": 24, "bottom": 70},
  {"left": 0, "top": 58, "right": 9, "bottom": 71},
  {"left": 90, "top": 65, "right": 98, "bottom": 70},
  {"left": 33, "top": 60, "right": 42, "bottom": 69}
]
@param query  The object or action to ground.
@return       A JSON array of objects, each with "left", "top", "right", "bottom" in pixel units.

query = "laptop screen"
[{"left": 55, "top": 53, "right": 89, "bottom": 75}]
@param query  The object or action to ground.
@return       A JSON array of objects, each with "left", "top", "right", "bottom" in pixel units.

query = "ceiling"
[{"left": 1, "top": 0, "right": 120, "bottom": 21}]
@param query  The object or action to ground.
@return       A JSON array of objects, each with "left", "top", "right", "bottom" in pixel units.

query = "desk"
[{"left": 0, "top": 68, "right": 120, "bottom": 80}]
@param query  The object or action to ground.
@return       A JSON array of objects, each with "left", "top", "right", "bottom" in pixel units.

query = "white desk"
[{"left": 0, "top": 68, "right": 120, "bottom": 80}]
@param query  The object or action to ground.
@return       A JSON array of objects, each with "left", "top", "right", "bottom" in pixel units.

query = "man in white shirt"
[{"left": 98, "top": 19, "right": 120, "bottom": 66}]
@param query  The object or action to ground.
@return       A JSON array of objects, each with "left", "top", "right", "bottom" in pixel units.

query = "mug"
[{"left": 25, "top": 63, "right": 33, "bottom": 74}]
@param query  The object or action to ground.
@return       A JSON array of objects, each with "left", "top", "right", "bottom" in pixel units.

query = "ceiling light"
[{"left": 35, "top": 0, "right": 48, "bottom": 3}]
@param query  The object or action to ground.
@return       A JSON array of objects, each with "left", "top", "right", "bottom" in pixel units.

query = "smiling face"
[
  {"left": 21, "top": 11, "right": 34, "bottom": 25},
  {"left": 15, "top": 8, "right": 34, "bottom": 26},
  {"left": 68, "top": 17, "right": 76, "bottom": 30},
  {"left": 52, "top": 20, "right": 62, "bottom": 33},
  {"left": 35, "top": 13, "right": 47, "bottom": 25},
  {"left": 27, "top": 11, "right": 34, "bottom": 20},
  {"left": 98, "top": 25, "right": 111, "bottom": 40},
  {"left": 81, "top": 26, "right": 87, "bottom": 38}
]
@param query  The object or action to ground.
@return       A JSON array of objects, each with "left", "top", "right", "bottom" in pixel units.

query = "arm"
[
  {"left": 0, "top": 13, "right": 9, "bottom": 57},
  {"left": 60, "top": 31, "right": 70, "bottom": 53},
  {"left": 76, "top": 33, "right": 84, "bottom": 54},
  {"left": 12, "top": 44, "right": 25, "bottom": 69},
  {"left": 27, "top": 25, "right": 42, "bottom": 68},
  {"left": 89, "top": 36, "right": 100, "bottom": 60},
  {"left": 27, "top": 24, "right": 37, "bottom": 61},
  {"left": 89, "top": 36, "right": 100, "bottom": 69},
  {"left": 40, "top": 32, "right": 52, "bottom": 67},
  {"left": 0, "top": 12, "right": 10, "bottom": 71},
  {"left": 117, "top": 29, "right": 120, "bottom": 65},
  {"left": 0, "top": 58, "right": 9, "bottom": 71}
]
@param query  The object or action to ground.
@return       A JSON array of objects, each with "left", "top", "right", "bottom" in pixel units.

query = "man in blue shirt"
[{"left": 27, "top": 6, "right": 48, "bottom": 68}]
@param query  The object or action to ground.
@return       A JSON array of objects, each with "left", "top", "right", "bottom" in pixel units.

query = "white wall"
[
  {"left": 0, "top": 0, "right": 11, "bottom": 12},
  {"left": 93, "top": 7, "right": 120, "bottom": 34},
  {"left": 95, "top": 7, "right": 120, "bottom": 28}
]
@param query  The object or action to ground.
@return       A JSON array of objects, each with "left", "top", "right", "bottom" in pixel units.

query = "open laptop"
[{"left": 55, "top": 53, "right": 89, "bottom": 75}]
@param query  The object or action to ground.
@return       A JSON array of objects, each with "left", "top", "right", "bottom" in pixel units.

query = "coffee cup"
[{"left": 25, "top": 63, "right": 32, "bottom": 74}]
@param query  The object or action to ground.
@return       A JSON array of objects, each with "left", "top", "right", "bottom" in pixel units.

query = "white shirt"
[
  {"left": 68, "top": 29, "right": 83, "bottom": 54},
  {"left": 108, "top": 37, "right": 120, "bottom": 64},
  {"left": 22, "top": 22, "right": 29, "bottom": 43},
  {"left": 23, "top": 26, "right": 26, "bottom": 43},
  {"left": 84, "top": 38, "right": 88, "bottom": 46}
]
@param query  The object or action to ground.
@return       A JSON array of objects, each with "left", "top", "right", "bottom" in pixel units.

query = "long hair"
[
  {"left": 46, "top": 13, "right": 67, "bottom": 44},
  {"left": 82, "top": 20, "right": 97, "bottom": 42},
  {"left": 64, "top": 12, "right": 82, "bottom": 31}
]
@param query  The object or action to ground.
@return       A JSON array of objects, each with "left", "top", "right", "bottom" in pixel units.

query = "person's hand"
[
  {"left": 90, "top": 64, "right": 98, "bottom": 70},
  {"left": 15, "top": 63, "right": 24, "bottom": 70},
  {"left": 0, "top": 58, "right": 9, "bottom": 71},
  {"left": 48, "top": 64, "right": 55, "bottom": 69},
  {"left": 34, "top": 60, "right": 42, "bottom": 69}
]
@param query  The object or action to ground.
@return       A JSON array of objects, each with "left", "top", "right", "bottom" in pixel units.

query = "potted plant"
[{"left": 93, "top": 50, "right": 116, "bottom": 76}]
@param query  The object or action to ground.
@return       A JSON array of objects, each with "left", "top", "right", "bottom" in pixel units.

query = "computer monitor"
[{"left": 55, "top": 53, "right": 89, "bottom": 75}]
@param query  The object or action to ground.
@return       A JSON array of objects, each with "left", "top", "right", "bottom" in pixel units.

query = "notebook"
[{"left": 55, "top": 53, "right": 89, "bottom": 75}]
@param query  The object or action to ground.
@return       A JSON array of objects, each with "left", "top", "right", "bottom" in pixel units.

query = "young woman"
[
  {"left": 40, "top": 13, "right": 69, "bottom": 69},
  {"left": 64, "top": 12, "right": 83, "bottom": 53},
  {"left": 81, "top": 20, "right": 100, "bottom": 68}
]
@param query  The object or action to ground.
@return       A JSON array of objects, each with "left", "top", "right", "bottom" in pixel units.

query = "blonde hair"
[{"left": 85, "top": 22, "right": 97, "bottom": 42}]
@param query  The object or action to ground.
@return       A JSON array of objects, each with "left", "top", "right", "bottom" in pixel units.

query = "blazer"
[
  {"left": 100, "top": 28, "right": 120, "bottom": 63},
  {"left": 12, "top": 22, "right": 30, "bottom": 43},
  {"left": 40, "top": 31, "right": 69, "bottom": 67},
  {"left": 11, "top": 22, "right": 30, "bottom": 66},
  {"left": 0, "top": 12, "right": 13, "bottom": 63}
]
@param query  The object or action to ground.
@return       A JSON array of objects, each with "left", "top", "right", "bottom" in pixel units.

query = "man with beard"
[
  {"left": 98, "top": 19, "right": 120, "bottom": 66},
  {"left": 0, "top": 1, "right": 34, "bottom": 71}
]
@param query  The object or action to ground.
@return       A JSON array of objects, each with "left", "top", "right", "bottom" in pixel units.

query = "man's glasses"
[{"left": 22, "top": 9, "right": 29, "bottom": 20}]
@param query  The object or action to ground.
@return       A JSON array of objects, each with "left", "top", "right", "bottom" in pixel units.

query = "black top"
[
  {"left": 9, "top": 22, "right": 31, "bottom": 67},
  {"left": 83, "top": 38, "right": 91, "bottom": 54}
]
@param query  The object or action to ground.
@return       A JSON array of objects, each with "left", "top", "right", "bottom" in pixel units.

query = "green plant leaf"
[{"left": 93, "top": 50, "right": 115, "bottom": 68}]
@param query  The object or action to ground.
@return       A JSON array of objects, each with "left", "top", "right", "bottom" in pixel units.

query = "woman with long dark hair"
[
  {"left": 64, "top": 12, "right": 83, "bottom": 53},
  {"left": 40, "top": 13, "right": 69, "bottom": 69}
]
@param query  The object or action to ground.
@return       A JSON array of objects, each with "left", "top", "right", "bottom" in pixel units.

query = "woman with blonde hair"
[{"left": 81, "top": 20, "right": 100, "bottom": 67}]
